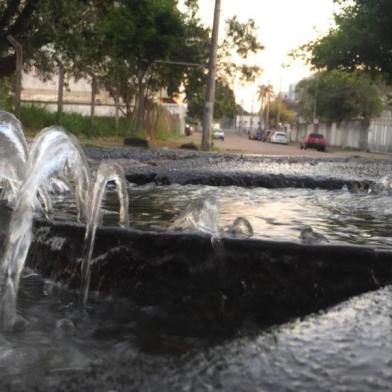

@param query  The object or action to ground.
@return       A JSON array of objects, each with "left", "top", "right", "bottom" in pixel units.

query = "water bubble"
[{"left": 299, "top": 225, "right": 329, "bottom": 245}]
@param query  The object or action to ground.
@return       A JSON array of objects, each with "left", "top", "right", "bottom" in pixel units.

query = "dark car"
[
  {"left": 300, "top": 133, "right": 327, "bottom": 151},
  {"left": 248, "top": 130, "right": 263, "bottom": 141}
]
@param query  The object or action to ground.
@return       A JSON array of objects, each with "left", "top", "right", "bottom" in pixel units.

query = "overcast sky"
[{"left": 196, "top": 0, "right": 339, "bottom": 111}]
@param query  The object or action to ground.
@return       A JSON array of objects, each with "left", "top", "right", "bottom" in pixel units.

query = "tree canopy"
[
  {"left": 296, "top": 70, "right": 383, "bottom": 123},
  {"left": 304, "top": 0, "right": 392, "bottom": 81},
  {"left": 268, "top": 99, "right": 294, "bottom": 126},
  {"left": 0, "top": 0, "right": 264, "bottom": 125}
]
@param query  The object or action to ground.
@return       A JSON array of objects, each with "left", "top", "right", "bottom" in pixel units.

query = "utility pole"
[
  {"left": 55, "top": 58, "right": 65, "bottom": 125},
  {"left": 7, "top": 35, "right": 22, "bottom": 118},
  {"left": 276, "top": 76, "right": 282, "bottom": 129},
  {"left": 313, "top": 71, "right": 320, "bottom": 132},
  {"left": 265, "top": 83, "right": 271, "bottom": 130},
  {"left": 201, "top": 0, "right": 221, "bottom": 150},
  {"left": 90, "top": 74, "right": 97, "bottom": 135}
]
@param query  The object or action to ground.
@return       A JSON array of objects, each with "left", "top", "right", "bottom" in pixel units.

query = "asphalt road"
[{"left": 169, "top": 130, "right": 392, "bottom": 160}]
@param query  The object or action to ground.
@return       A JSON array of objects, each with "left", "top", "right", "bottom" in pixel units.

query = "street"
[{"left": 167, "top": 129, "right": 392, "bottom": 159}]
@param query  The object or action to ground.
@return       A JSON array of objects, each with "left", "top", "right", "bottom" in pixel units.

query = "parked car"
[
  {"left": 248, "top": 130, "right": 263, "bottom": 141},
  {"left": 300, "top": 133, "right": 327, "bottom": 151},
  {"left": 212, "top": 127, "right": 224, "bottom": 141},
  {"left": 271, "top": 131, "right": 288, "bottom": 144}
]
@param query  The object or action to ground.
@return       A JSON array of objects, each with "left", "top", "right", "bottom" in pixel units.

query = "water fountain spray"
[
  {"left": 80, "top": 160, "right": 129, "bottom": 307},
  {"left": 0, "top": 126, "right": 91, "bottom": 329}
]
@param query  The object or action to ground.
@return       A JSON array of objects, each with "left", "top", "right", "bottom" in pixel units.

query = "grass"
[
  {"left": 18, "top": 104, "right": 184, "bottom": 146},
  {"left": 20, "top": 105, "right": 135, "bottom": 138}
]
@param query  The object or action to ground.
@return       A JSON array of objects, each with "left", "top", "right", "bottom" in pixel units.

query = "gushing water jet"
[{"left": 80, "top": 160, "right": 129, "bottom": 307}]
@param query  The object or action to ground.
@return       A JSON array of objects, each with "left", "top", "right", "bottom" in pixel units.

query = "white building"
[
  {"left": 21, "top": 67, "right": 187, "bottom": 124},
  {"left": 236, "top": 114, "right": 262, "bottom": 131}
]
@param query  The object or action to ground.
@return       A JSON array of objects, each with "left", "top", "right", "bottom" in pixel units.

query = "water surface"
[{"left": 51, "top": 184, "right": 392, "bottom": 246}]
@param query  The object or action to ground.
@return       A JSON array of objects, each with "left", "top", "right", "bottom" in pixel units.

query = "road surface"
[{"left": 160, "top": 130, "right": 392, "bottom": 160}]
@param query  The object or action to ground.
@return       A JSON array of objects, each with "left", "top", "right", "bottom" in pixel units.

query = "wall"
[
  {"left": 292, "top": 119, "right": 370, "bottom": 150},
  {"left": 21, "top": 68, "right": 186, "bottom": 132},
  {"left": 368, "top": 111, "right": 392, "bottom": 153},
  {"left": 236, "top": 115, "right": 262, "bottom": 131}
]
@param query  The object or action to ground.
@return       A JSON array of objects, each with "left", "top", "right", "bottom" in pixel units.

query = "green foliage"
[
  {"left": 219, "top": 17, "right": 264, "bottom": 84},
  {"left": 296, "top": 70, "right": 383, "bottom": 122},
  {"left": 214, "top": 80, "right": 236, "bottom": 119},
  {"left": 187, "top": 79, "right": 236, "bottom": 120},
  {"left": 0, "top": 76, "right": 13, "bottom": 111},
  {"left": 1, "top": 1, "right": 264, "bottom": 134},
  {"left": 268, "top": 99, "right": 295, "bottom": 125},
  {"left": 185, "top": 15, "right": 264, "bottom": 121},
  {"left": 304, "top": 0, "right": 392, "bottom": 81}
]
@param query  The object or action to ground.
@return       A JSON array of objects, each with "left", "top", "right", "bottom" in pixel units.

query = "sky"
[{"left": 196, "top": 0, "right": 339, "bottom": 111}]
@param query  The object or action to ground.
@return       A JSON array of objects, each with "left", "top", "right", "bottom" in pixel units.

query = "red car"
[{"left": 300, "top": 133, "right": 327, "bottom": 152}]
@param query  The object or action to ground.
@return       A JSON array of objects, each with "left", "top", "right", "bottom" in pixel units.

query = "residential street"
[{"left": 159, "top": 129, "right": 392, "bottom": 160}]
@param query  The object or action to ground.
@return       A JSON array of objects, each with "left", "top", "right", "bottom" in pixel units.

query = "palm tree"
[{"left": 257, "top": 84, "right": 274, "bottom": 129}]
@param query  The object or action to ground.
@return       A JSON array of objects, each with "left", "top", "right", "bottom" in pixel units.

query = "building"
[{"left": 21, "top": 67, "right": 186, "bottom": 129}]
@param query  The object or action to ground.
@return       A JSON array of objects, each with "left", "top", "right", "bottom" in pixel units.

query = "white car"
[
  {"left": 271, "top": 131, "right": 288, "bottom": 144},
  {"left": 212, "top": 128, "right": 224, "bottom": 141}
]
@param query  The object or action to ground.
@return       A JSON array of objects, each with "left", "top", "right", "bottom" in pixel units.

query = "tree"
[
  {"left": 184, "top": 14, "right": 264, "bottom": 121},
  {"left": 213, "top": 79, "right": 236, "bottom": 119},
  {"left": 0, "top": 0, "right": 37, "bottom": 77},
  {"left": 218, "top": 16, "right": 264, "bottom": 85},
  {"left": 100, "top": 0, "right": 186, "bottom": 131},
  {"left": 268, "top": 99, "right": 294, "bottom": 126},
  {"left": 257, "top": 84, "right": 274, "bottom": 128},
  {"left": 304, "top": 0, "right": 392, "bottom": 81},
  {"left": 296, "top": 70, "right": 383, "bottom": 123},
  {"left": 0, "top": 0, "right": 101, "bottom": 77}
]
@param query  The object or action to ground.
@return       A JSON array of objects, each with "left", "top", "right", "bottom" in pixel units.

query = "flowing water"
[
  {"left": 49, "top": 183, "right": 392, "bottom": 246},
  {"left": 2, "top": 181, "right": 392, "bottom": 389},
  {"left": 81, "top": 160, "right": 129, "bottom": 306},
  {"left": 1, "top": 113, "right": 392, "bottom": 389},
  {"left": 0, "top": 126, "right": 92, "bottom": 329},
  {"left": 0, "top": 112, "right": 28, "bottom": 200}
]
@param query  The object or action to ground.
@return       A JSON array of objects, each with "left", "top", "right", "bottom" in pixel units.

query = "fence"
[
  {"left": 292, "top": 120, "right": 369, "bottom": 150},
  {"left": 292, "top": 110, "right": 392, "bottom": 153},
  {"left": 368, "top": 117, "right": 392, "bottom": 153}
]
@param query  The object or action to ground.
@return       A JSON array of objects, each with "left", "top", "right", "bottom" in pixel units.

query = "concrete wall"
[
  {"left": 291, "top": 119, "right": 371, "bottom": 151},
  {"left": 368, "top": 112, "right": 392, "bottom": 153},
  {"left": 21, "top": 68, "right": 186, "bottom": 130},
  {"left": 236, "top": 115, "right": 262, "bottom": 131}
]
